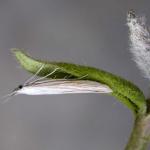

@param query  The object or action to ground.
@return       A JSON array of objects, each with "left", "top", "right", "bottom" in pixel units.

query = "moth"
[{"left": 2, "top": 65, "right": 112, "bottom": 103}]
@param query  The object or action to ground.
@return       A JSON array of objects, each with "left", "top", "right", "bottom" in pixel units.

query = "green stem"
[{"left": 125, "top": 115, "right": 150, "bottom": 150}]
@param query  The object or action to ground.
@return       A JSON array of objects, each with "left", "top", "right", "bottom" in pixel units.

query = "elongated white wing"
[{"left": 17, "top": 79, "right": 112, "bottom": 95}]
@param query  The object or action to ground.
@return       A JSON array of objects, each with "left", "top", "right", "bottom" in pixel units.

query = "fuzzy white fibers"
[{"left": 127, "top": 10, "right": 150, "bottom": 80}]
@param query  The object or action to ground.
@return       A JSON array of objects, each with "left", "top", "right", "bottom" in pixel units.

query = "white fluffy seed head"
[{"left": 127, "top": 10, "right": 150, "bottom": 80}]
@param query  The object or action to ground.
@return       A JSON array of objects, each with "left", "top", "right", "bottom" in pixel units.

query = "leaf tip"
[
  {"left": 11, "top": 48, "right": 30, "bottom": 62},
  {"left": 11, "top": 48, "right": 25, "bottom": 56}
]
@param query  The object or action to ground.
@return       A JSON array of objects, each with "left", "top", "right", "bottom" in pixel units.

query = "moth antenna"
[
  {"left": 77, "top": 74, "right": 88, "bottom": 80},
  {"left": 28, "top": 68, "right": 60, "bottom": 84},
  {"left": 64, "top": 75, "right": 69, "bottom": 79},
  {"left": 0, "top": 91, "right": 17, "bottom": 104},
  {"left": 24, "top": 64, "right": 45, "bottom": 85},
  {"left": 63, "top": 74, "right": 74, "bottom": 79},
  {"left": 54, "top": 75, "right": 57, "bottom": 79},
  {"left": 63, "top": 74, "right": 88, "bottom": 80}
]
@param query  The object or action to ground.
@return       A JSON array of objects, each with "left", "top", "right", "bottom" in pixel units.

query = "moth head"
[
  {"left": 14, "top": 84, "right": 23, "bottom": 91},
  {"left": 9, "top": 84, "right": 24, "bottom": 96},
  {"left": 0, "top": 84, "right": 24, "bottom": 103}
]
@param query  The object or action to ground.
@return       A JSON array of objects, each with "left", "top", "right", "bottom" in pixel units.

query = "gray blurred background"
[{"left": 0, "top": 0, "right": 150, "bottom": 150}]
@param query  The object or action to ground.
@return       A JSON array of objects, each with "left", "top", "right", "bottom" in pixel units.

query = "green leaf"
[{"left": 12, "top": 48, "right": 147, "bottom": 114}]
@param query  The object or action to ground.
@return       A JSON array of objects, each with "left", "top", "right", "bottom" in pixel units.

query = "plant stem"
[{"left": 125, "top": 115, "right": 150, "bottom": 150}]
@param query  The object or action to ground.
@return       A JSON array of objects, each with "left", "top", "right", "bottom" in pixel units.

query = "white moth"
[
  {"left": 127, "top": 10, "right": 150, "bottom": 80},
  {"left": 16, "top": 79, "right": 112, "bottom": 95},
  {"left": 2, "top": 65, "right": 112, "bottom": 103}
]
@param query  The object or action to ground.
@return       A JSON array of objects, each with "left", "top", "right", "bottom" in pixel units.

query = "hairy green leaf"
[{"left": 12, "top": 49, "right": 146, "bottom": 114}]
